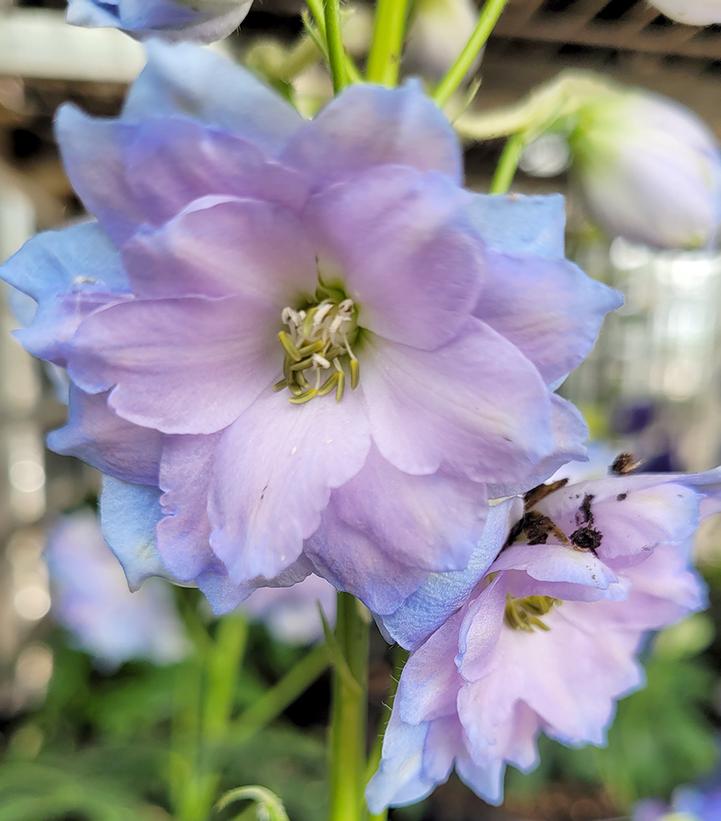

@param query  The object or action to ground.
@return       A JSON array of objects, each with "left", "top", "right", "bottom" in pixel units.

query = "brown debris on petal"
[
  {"left": 610, "top": 452, "right": 642, "bottom": 476},
  {"left": 523, "top": 478, "right": 569, "bottom": 511}
]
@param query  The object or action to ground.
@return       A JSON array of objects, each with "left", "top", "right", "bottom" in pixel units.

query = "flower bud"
[
  {"left": 650, "top": 1, "right": 721, "bottom": 25},
  {"left": 405, "top": 0, "right": 478, "bottom": 81},
  {"left": 67, "top": 0, "right": 252, "bottom": 43},
  {"left": 570, "top": 88, "right": 721, "bottom": 250}
]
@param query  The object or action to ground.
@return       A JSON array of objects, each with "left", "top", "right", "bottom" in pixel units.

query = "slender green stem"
[
  {"left": 323, "top": 0, "right": 348, "bottom": 92},
  {"left": 433, "top": 0, "right": 509, "bottom": 107},
  {"left": 306, "top": 0, "right": 362, "bottom": 84},
  {"left": 203, "top": 615, "right": 248, "bottom": 741},
  {"left": 329, "top": 593, "right": 370, "bottom": 821},
  {"left": 366, "top": 0, "right": 412, "bottom": 86},
  {"left": 489, "top": 131, "right": 526, "bottom": 194},
  {"left": 172, "top": 611, "right": 248, "bottom": 821},
  {"left": 232, "top": 643, "right": 331, "bottom": 743}
]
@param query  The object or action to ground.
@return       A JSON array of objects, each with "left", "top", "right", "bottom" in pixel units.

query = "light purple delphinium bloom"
[
  {"left": 1, "top": 43, "right": 620, "bottom": 616},
  {"left": 46, "top": 510, "right": 188, "bottom": 669},
  {"left": 243, "top": 574, "right": 336, "bottom": 645},
  {"left": 367, "top": 464, "right": 721, "bottom": 811},
  {"left": 67, "top": 0, "right": 252, "bottom": 43}
]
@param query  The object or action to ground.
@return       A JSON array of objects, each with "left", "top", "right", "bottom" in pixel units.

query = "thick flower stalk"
[
  {"left": 67, "top": 0, "right": 253, "bottom": 42},
  {"left": 46, "top": 511, "right": 188, "bottom": 668},
  {"left": 1, "top": 42, "right": 620, "bottom": 618},
  {"left": 368, "top": 462, "right": 721, "bottom": 811},
  {"left": 650, "top": 1, "right": 721, "bottom": 25},
  {"left": 571, "top": 88, "right": 721, "bottom": 250}
]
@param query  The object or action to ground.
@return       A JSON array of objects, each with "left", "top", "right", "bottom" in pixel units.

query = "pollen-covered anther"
[
  {"left": 277, "top": 294, "right": 360, "bottom": 405},
  {"left": 504, "top": 594, "right": 561, "bottom": 632}
]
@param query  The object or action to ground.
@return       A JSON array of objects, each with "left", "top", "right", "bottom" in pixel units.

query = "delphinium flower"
[
  {"left": 66, "top": 0, "right": 253, "bottom": 42},
  {"left": 243, "top": 574, "right": 336, "bottom": 645},
  {"left": 570, "top": 87, "right": 721, "bottom": 249},
  {"left": 649, "top": 1, "right": 721, "bottom": 25},
  {"left": 46, "top": 510, "right": 188, "bottom": 669},
  {"left": 1, "top": 42, "right": 620, "bottom": 617},
  {"left": 367, "top": 461, "right": 721, "bottom": 811}
]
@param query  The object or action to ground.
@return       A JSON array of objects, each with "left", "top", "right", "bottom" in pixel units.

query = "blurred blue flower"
[
  {"left": 46, "top": 510, "right": 189, "bottom": 669},
  {"left": 243, "top": 575, "right": 336, "bottom": 645},
  {"left": 571, "top": 88, "right": 721, "bottom": 250},
  {"left": 650, "top": 1, "right": 721, "bottom": 25},
  {"left": 368, "top": 466, "right": 721, "bottom": 811},
  {"left": 1, "top": 43, "right": 619, "bottom": 617},
  {"left": 67, "top": 0, "right": 252, "bottom": 42},
  {"left": 635, "top": 783, "right": 721, "bottom": 821}
]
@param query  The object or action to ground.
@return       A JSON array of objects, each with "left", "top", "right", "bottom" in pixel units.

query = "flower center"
[
  {"left": 275, "top": 290, "right": 360, "bottom": 405},
  {"left": 504, "top": 595, "right": 561, "bottom": 632}
]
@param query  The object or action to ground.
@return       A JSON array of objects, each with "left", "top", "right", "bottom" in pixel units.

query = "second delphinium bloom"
[
  {"left": 2, "top": 42, "right": 620, "bottom": 617},
  {"left": 368, "top": 461, "right": 721, "bottom": 810}
]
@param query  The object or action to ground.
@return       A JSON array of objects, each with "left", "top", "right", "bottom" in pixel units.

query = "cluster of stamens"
[
  {"left": 504, "top": 595, "right": 561, "bottom": 632},
  {"left": 275, "top": 293, "right": 360, "bottom": 405}
]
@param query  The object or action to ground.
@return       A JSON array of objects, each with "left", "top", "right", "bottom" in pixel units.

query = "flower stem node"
[{"left": 277, "top": 286, "right": 360, "bottom": 405}]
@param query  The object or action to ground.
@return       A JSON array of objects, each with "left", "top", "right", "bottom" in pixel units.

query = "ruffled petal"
[
  {"left": 208, "top": 388, "right": 371, "bottom": 583},
  {"left": 124, "top": 42, "right": 302, "bottom": 152},
  {"left": 304, "top": 165, "right": 481, "bottom": 350},
  {"left": 123, "top": 197, "right": 317, "bottom": 302},
  {"left": 1, "top": 221, "right": 129, "bottom": 363},
  {"left": 56, "top": 109, "right": 308, "bottom": 244},
  {"left": 283, "top": 80, "right": 462, "bottom": 188},
  {"left": 68, "top": 294, "right": 277, "bottom": 435},
  {"left": 48, "top": 387, "right": 162, "bottom": 485},
  {"left": 99, "top": 476, "right": 166, "bottom": 589},
  {"left": 157, "top": 433, "right": 220, "bottom": 581},
  {"left": 466, "top": 193, "right": 567, "bottom": 258},
  {"left": 361, "top": 319, "right": 555, "bottom": 483},
  {"left": 376, "top": 499, "right": 517, "bottom": 650},
  {"left": 475, "top": 251, "right": 622, "bottom": 385},
  {"left": 535, "top": 472, "right": 721, "bottom": 566},
  {"left": 305, "top": 448, "right": 487, "bottom": 613}
]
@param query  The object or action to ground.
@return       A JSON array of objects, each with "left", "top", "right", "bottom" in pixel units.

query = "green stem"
[
  {"left": 433, "top": 0, "right": 509, "bottom": 107},
  {"left": 329, "top": 593, "right": 370, "bottom": 821},
  {"left": 232, "top": 643, "right": 331, "bottom": 743},
  {"left": 173, "top": 612, "right": 248, "bottom": 821},
  {"left": 305, "top": 0, "right": 362, "bottom": 84},
  {"left": 323, "top": 0, "right": 348, "bottom": 92},
  {"left": 489, "top": 131, "right": 526, "bottom": 194},
  {"left": 366, "top": 0, "right": 412, "bottom": 86}
]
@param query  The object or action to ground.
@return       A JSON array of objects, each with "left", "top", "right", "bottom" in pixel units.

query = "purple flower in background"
[
  {"left": 1, "top": 43, "right": 620, "bottom": 616},
  {"left": 243, "top": 574, "right": 336, "bottom": 645},
  {"left": 67, "top": 0, "right": 253, "bottom": 42},
  {"left": 635, "top": 783, "right": 721, "bottom": 821},
  {"left": 649, "top": 1, "right": 721, "bottom": 25},
  {"left": 367, "top": 465, "right": 721, "bottom": 811},
  {"left": 571, "top": 88, "right": 721, "bottom": 250},
  {"left": 46, "top": 510, "right": 188, "bottom": 669}
]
